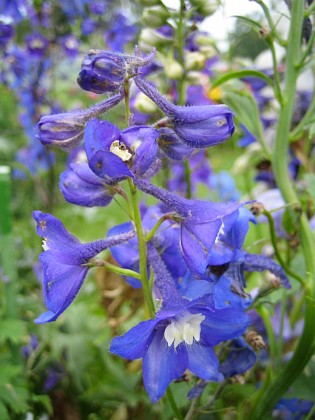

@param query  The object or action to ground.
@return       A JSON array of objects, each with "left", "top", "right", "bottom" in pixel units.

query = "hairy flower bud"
[
  {"left": 135, "top": 76, "right": 235, "bottom": 148},
  {"left": 37, "top": 91, "right": 124, "bottom": 149},
  {"left": 142, "top": 6, "right": 170, "bottom": 28},
  {"left": 77, "top": 48, "right": 156, "bottom": 94}
]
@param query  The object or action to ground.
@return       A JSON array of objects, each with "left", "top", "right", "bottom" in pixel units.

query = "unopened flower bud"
[
  {"left": 134, "top": 92, "right": 158, "bottom": 114},
  {"left": 37, "top": 91, "right": 124, "bottom": 149},
  {"left": 245, "top": 331, "right": 266, "bottom": 350},
  {"left": 139, "top": 28, "right": 172, "bottom": 51},
  {"left": 250, "top": 202, "right": 265, "bottom": 216},
  {"left": 185, "top": 51, "right": 206, "bottom": 71},
  {"left": 190, "top": 0, "right": 218, "bottom": 17},
  {"left": 77, "top": 49, "right": 156, "bottom": 94},
  {"left": 142, "top": 6, "right": 170, "bottom": 28}
]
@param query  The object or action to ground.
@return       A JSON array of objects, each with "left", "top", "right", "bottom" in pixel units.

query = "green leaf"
[
  {"left": 282, "top": 206, "right": 301, "bottom": 235},
  {"left": 0, "top": 319, "right": 26, "bottom": 343},
  {"left": 224, "top": 89, "right": 265, "bottom": 146},
  {"left": 0, "top": 401, "right": 9, "bottom": 420},
  {"left": 212, "top": 70, "right": 273, "bottom": 89},
  {"left": 232, "top": 15, "right": 263, "bottom": 31},
  {"left": 304, "top": 173, "right": 315, "bottom": 205}
]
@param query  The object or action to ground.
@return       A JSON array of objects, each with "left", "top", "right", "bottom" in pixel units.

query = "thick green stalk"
[
  {"left": 128, "top": 179, "right": 155, "bottom": 318},
  {"left": 248, "top": 1, "right": 315, "bottom": 417}
]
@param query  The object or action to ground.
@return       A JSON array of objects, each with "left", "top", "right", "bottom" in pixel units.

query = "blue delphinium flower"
[
  {"left": 104, "top": 12, "right": 137, "bottom": 52},
  {"left": 59, "top": 162, "right": 117, "bottom": 207},
  {"left": 135, "top": 76, "right": 235, "bottom": 148},
  {"left": 134, "top": 179, "right": 245, "bottom": 278},
  {"left": 110, "top": 243, "right": 250, "bottom": 402},
  {"left": 33, "top": 211, "right": 135, "bottom": 323},
  {"left": 84, "top": 119, "right": 160, "bottom": 183}
]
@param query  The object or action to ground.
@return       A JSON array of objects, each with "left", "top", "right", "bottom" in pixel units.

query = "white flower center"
[
  {"left": 164, "top": 311, "right": 205, "bottom": 348},
  {"left": 42, "top": 239, "right": 49, "bottom": 251},
  {"left": 110, "top": 140, "right": 132, "bottom": 161},
  {"left": 214, "top": 220, "right": 225, "bottom": 244}
]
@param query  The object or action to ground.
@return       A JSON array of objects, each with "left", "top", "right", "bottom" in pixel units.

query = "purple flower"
[
  {"left": 37, "top": 91, "right": 124, "bottom": 149},
  {"left": 33, "top": 211, "right": 135, "bottom": 323},
  {"left": 25, "top": 32, "right": 49, "bottom": 58},
  {"left": 77, "top": 48, "right": 155, "bottom": 94},
  {"left": 59, "top": 162, "right": 116, "bottom": 207},
  {"left": 104, "top": 13, "right": 137, "bottom": 52},
  {"left": 110, "top": 244, "right": 250, "bottom": 402},
  {"left": 134, "top": 179, "right": 246, "bottom": 278},
  {"left": 84, "top": 119, "right": 160, "bottom": 183},
  {"left": 60, "top": 34, "right": 79, "bottom": 58},
  {"left": 135, "top": 76, "right": 235, "bottom": 148},
  {"left": 0, "top": 23, "right": 14, "bottom": 48}
]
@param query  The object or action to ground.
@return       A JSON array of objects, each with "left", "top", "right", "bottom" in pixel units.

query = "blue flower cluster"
[{"left": 34, "top": 47, "right": 290, "bottom": 403}]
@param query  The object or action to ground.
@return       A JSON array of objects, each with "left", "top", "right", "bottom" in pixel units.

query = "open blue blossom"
[
  {"left": 135, "top": 76, "right": 235, "bottom": 148},
  {"left": 33, "top": 211, "right": 135, "bottom": 323},
  {"left": 134, "top": 179, "right": 245, "bottom": 278},
  {"left": 59, "top": 162, "right": 116, "bottom": 207},
  {"left": 37, "top": 91, "right": 124, "bottom": 149},
  {"left": 110, "top": 243, "right": 250, "bottom": 402},
  {"left": 84, "top": 119, "right": 160, "bottom": 183}
]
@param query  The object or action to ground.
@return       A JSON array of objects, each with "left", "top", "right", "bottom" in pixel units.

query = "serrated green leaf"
[{"left": 0, "top": 384, "right": 29, "bottom": 414}]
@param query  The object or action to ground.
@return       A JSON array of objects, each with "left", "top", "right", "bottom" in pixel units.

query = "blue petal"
[
  {"left": 220, "top": 337, "right": 256, "bottom": 378},
  {"left": 40, "top": 252, "right": 88, "bottom": 313},
  {"left": 201, "top": 308, "right": 250, "bottom": 346},
  {"left": 143, "top": 327, "right": 188, "bottom": 402},
  {"left": 110, "top": 319, "right": 160, "bottom": 359},
  {"left": 187, "top": 343, "right": 223, "bottom": 381},
  {"left": 88, "top": 150, "right": 133, "bottom": 182},
  {"left": 84, "top": 119, "right": 120, "bottom": 160}
]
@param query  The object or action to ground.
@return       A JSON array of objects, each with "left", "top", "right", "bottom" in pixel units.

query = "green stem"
[
  {"left": 166, "top": 388, "right": 183, "bottom": 420},
  {"left": 305, "top": 1, "right": 315, "bottom": 16},
  {"left": 263, "top": 209, "right": 306, "bottom": 285},
  {"left": 298, "top": 28, "right": 315, "bottom": 67},
  {"left": 252, "top": 0, "right": 286, "bottom": 46},
  {"left": 267, "top": 38, "right": 284, "bottom": 105},
  {"left": 184, "top": 159, "right": 192, "bottom": 199},
  {"left": 88, "top": 259, "right": 141, "bottom": 280},
  {"left": 290, "top": 92, "right": 315, "bottom": 141},
  {"left": 124, "top": 81, "right": 131, "bottom": 126},
  {"left": 248, "top": 1, "right": 315, "bottom": 417},
  {"left": 128, "top": 178, "right": 155, "bottom": 318},
  {"left": 177, "top": 0, "right": 186, "bottom": 105},
  {"left": 145, "top": 213, "right": 175, "bottom": 242}
]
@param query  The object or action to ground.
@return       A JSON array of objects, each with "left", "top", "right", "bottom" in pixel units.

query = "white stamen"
[
  {"left": 42, "top": 239, "right": 49, "bottom": 251},
  {"left": 214, "top": 220, "right": 225, "bottom": 244},
  {"left": 110, "top": 140, "right": 132, "bottom": 161},
  {"left": 164, "top": 311, "right": 205, "bottom": 348}
]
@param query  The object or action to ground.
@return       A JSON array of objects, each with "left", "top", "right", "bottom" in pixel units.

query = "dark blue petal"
[
  {"left": 220, "top": 337, "right": 256, "bottom": 378},
  {"left": 84, "top": 119, "right": 120, "bottom": 161},
  {"left": 110, "top": 319, "right": 160, "bottom": 359},
  {"left": 88, "top": 150, "right": 133, "bottom": 183},
  {"left": 201, "top": 308, "right": 250, "bottom": 346},
  {"left": 60, "top": 162, "right": 114, "bottom": 207},
  {"left": 187, "top": 343, "right": 223, "bottom": 381},
  {"left": 143, "top": 327, "right": 188, "bottom": 403}
]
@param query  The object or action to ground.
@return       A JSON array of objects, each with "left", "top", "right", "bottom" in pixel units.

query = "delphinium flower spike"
[{"left": 33, "top": 211, "right": 135, "bottom": 323}]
